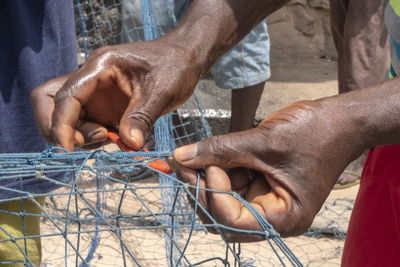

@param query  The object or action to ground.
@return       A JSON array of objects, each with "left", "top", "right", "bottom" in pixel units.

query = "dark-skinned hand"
[
  {"left": 31, "top": 74, "right": 113, "bottom": 149},
  {"left": 31, "top": 0, "right": 291, "bottom": 152},
  {"left": 170, "top": 98, "right": 366, "bottom": 242},
  {"left": 31, "top": 40, "right": 202, "bottom": 151}
]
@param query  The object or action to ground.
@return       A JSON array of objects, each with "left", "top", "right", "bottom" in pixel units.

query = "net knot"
[{"left": 40, "top": 147, "right": 54, "bottom": 158}]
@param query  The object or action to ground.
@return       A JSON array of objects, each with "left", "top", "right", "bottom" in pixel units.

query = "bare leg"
[
  {"left": 230, "top": 82, "right": 265, "bottom": 133},
  {"left": 330, "top": 0, "right": 389, "bottom": 93},
  {"left": 330, "top": 0, "right": 389, "bottom": 185},
  {"left": 336, "top": 150, "right": 367, "bottom": 186}
]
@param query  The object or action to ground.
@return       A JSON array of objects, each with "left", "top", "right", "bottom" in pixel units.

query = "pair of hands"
[{"left": 31, "top": 41, "right": 364, "bottom": 241}]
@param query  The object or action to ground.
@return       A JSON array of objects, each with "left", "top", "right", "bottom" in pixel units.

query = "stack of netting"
[{"left": 0, "top": 0, "right": 356, "bottom": 266}]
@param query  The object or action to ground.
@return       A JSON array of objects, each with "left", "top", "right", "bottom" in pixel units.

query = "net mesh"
[{"left": 0, "top": 0, "right": 356, "bottom": 266}]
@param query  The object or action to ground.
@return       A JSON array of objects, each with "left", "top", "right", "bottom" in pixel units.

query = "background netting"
[{"left": 0, "top": 0, "right": 357, "bottom": 266}]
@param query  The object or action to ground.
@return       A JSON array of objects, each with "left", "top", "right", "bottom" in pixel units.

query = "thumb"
[
  {"left": 174, "top": 129, "right": 261, "bottom": 169},
  {"left": 119, "top": 96, "right": 163, "bottom": 151}
]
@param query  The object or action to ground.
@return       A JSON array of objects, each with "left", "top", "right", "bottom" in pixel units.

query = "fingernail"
[
  {"left": 129, "top": 128, "right": 141, "bottom": 143},
  {"left": 175, "top": 144, "right": 197, "bottom": 162},
  {"left": 91, "top": 130, "right": 107, "bottom": 142}
]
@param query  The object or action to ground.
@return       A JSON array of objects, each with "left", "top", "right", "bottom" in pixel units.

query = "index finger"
[
  {"left": 52, "top": 92, "right": 83, "bottom": 151},
  {"left": 51, "top": 67, "right": 106, "bottom": 151}
]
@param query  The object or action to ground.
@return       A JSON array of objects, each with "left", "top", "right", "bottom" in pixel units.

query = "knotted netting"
[{"left": 0, "top": 0, "right": 357, "bottom": 266}]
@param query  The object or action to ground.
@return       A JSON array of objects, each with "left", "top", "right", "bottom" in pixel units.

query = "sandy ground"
[{"left": 195, "top": 57, "right": 338, "bottom": 135}]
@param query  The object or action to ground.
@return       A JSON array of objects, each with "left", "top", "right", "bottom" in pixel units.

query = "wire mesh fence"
[{"left": 0, "top": 0, "right": 357, "bottom": 266}]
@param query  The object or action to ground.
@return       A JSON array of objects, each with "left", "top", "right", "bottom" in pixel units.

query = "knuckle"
[
  {"left": 283, "top": 216, "right": 312, "bottom": 236},
  {"left": 53, "top": 88, "right": 72, "bottom": 104},
  {"left": 86, "top": 46, "right": 118, "bottom": 68},
  {"left": 209, "top": 136, "right": 227, "bottom": 163},
  {"left": 126, "top": 109, "right": 155, "bottom": 132},
  {"left": 89, "top": 45, "right": 113, "bottom": 58},
  {"left": 275, "top": 204, "right": 314, "bottom": 237},
  {"left": 30, "top": 88, "right": 40, "bottom": 102},
  {"left": 223, "top": 231, "right": 235, "bottom": 243},
  {"left": 291, "top": 99, "right": 314, "bottom": 109},
  {"left": 208, "top": 135, "right": 244, "bottom": 167},
  {"left": 288, "top": 217, "right": 313, "bottom": 236}
]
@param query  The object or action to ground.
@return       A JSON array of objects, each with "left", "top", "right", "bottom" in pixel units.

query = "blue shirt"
[{"left": 0, "top": 1, "right": 77, "bottom": 198}]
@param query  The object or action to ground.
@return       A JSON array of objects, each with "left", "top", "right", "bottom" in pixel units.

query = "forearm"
[
  {"left": 321, "top": 77, "right": 400, "bottom": 151},
  {"left": 162, "top": 0, "right": 289, "bottom": 76}
]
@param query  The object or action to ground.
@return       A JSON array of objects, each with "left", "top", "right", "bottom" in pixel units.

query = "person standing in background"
[
  {"left": 329, "top": 0, "right": 390, "bottom": 185},
  {"left": 121, "top": 0, "right": 271, "bottom": 133}
]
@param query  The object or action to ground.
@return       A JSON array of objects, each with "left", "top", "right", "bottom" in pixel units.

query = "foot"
[{"left": 336, "top": 151, "right": 367, "bottom": 186}]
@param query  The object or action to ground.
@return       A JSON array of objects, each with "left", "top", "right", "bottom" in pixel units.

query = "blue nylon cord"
[
  {"left": 175, "top": 173, "right": 201, "bottom": 266},
  {"left": 0, "top": 147, "right": 306, "bottom": 266}
]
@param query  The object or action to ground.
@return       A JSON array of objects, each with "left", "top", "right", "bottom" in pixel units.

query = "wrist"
[
  {"left": 315, "top": 95, "right": 367, "bottom": 160},
  {"left": 336, "top": 78, "right": 400, "bottom": 149},
  {"left": 160, "top": 0, "right": 278, "bottom": 78},
  {"left": 161, "top": 18, "right": 220, "bottom": 78}
]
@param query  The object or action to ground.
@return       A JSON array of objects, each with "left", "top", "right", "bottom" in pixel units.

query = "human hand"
[
  {"left": 35, "top": 39, "right": 201, "bottom": 151},
  {"left": 171, "top": 99, "right": 365, "bottom": 241},
  {"left": 32, "top": 0, "right": 292, "bottom": 152},
  {"left": 31, "top": 74, "right": 115, "bottom": 149}
]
